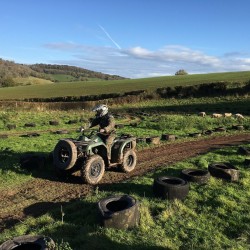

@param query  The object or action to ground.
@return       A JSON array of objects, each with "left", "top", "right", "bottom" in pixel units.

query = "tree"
[
  {"left": 1, "top": 77, "right": 15, "bottom": 87},
  {"left": 175, "top": 69, "right": 188, "bottom": 76}
]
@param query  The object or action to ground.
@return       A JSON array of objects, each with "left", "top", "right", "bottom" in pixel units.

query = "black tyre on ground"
[
  {"left": 153, "top": 176, "right": 189, "bottom": 200},
  {"left": 81, "top": 155, "right": 105, "bottom": 185},
  {"left": 97, "top": 194, "right": 140, "bottom": 229},
  {"left": 54, "top": 130, "right": 69, "bottom": 135},
  {"left": 232, "top": 125, "right": 244, "bottom": 131},
  {"left": 53, "top": 139, "right": 77, "bottom": 170},
  {"left": 0, "top": 134, "right": 8, "bottom": 139},
  {"left": 181, "top": 168, "right": 210, "bottom": 184},
  {"left": 49, "top": 120, "right": 59, "bottom": 126},
  {"left": 0, "top": 235, "right": 55, "bottom": 250},
  {"left": 119, "top": 149, "right": 137, "bottom": 173},
  {"left": 244, "top": 158, "right": 250, "bottom": 166},
  {"left": 208, "top": 162, "right": 239, "bottom": 182},
  {"left": 24, "top": 123, "right": 36, "bottom": 127},
  {"left": 238, "top": 146, "right": 250, "bottom": 156}
]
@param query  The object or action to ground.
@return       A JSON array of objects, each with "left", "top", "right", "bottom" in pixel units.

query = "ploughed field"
[{"left": 1, "top": 132, "right": 250, "bottom": 232}]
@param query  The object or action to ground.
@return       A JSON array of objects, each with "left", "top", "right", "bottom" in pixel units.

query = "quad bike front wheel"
[
  {"left": 119, "top": 149, "right": 137, "bottom": 173},
  {"left": 81, "top": 155, "right": 105, "bottom": 185},
  {"left": 53, "top": 139, "right": 77, "bottom": 170}
]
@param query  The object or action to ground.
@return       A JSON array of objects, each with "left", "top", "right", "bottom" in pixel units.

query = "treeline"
[
  {"left": 24, "top": 90, "right": 145, "bottom": 102},
  {"left": 156, "top": 81, "right": 250, "bottom": 98},
  {"left": 0, "top": 59, "right": 46, "bottom": 87},
  {"left": 0, "top": 59, "right": 127, "bottom": 87},
  {"left": 29, "top": 64, "right": 127, "bottom": 81}
]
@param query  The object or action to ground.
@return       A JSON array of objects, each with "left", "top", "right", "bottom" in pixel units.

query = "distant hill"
[
  {"left": 0, "top": 58, "right": 127, "bottom": 87},
  {"left": 29, "top": 64, "right": 127, "bottom": 81}
]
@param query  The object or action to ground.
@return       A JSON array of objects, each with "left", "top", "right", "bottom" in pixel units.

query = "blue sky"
[{"left": 1, "top": 0, "right": 250, "bottom": 78}]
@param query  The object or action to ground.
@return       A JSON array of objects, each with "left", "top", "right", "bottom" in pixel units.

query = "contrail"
[{"left": 98, "top": 24, "right": 121, "bottom": 49}]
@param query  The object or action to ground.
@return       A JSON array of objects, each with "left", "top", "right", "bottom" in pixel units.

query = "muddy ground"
[{"left": 0, "top": 133, "right": 250, "bottom": 232}]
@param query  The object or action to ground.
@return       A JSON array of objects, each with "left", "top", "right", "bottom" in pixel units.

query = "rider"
[{"left": 89, "top": 104, "right": 116, "bottom": 162}]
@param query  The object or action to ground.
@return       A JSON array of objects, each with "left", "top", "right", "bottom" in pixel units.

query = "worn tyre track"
[{"left": 0, "top": 133, "right": 250, "bottom": 231}]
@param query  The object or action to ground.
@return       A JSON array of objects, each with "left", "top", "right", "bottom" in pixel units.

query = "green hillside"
[
  {"left": 0, "top": 59, "right": 126, "bottom": 87},
  {"left": 0, "top": 71, "right": 250, "bottom": 100}
]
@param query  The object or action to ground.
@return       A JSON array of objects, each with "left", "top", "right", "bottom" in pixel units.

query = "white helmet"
[{"left": 92, "top": 104, "right": 108, "bottom": 117}]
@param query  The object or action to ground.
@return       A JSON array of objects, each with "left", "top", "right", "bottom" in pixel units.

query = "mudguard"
[{"left": 111, "top": 137, "right": 136, "bottom": 163}]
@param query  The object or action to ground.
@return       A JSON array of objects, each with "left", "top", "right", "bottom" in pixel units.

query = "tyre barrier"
[
  {"left": 136, "top": 137, "right": 146, "bottom": 143},
  {"left": 238, "top": 146, "right": 250, "bottom": 156},
  {"left": 202, "top": 130, "right": 213, "bottom": 136},
  {"left": 0, "top": 134, "right": 8, "bottom": 139},
  {"left": 67, "top": 119, "right": 78, "bottom": 124},
  {"left": 232, "top": 125, "right": 244, "bottom": 131},
  {"left": 130, "top": 122, "right": 138, "bottom": 127},
  {"left": 244, "top": 158, "right": 250, "bottom": 166},
  {"left": 214, "top": 127, "right": 226, "bottom": 132},
  {"left": 115, "top": 124, "right": 124, "bottom": 129},
  {"left": 49, "top": 120, "right": 59, "bottom": 126},
  {"left": 161, "top": 134, "right": 176, "bottom": 141},
  {"left": 0, "top": 235, "right": 55, "bottom": 250},
  {"left": 24, "top": 123, "right": 36, "bottom": 128},
  {"left": 54, "top": 130, "right": 69, "bottom": 135},
  {"left": 153, "top": 176, "right": 189, "bottom": 200},
  {"left": 208, "top": 162, "right": 239, "bottom": 182},
  {"left": 146, "top": 136, "right": 160, "bottom": 145},
  {"left": 97, "top": 195, "right": 140, "bottom": 229},
  {"left": 188, "top": 133, "right": 201, "bottom": 138},
  {"left": 20, "top": 133, "right": 40, "bottom": 138},
  {"left": 6, "top": 124, "right": 16, "bottom": 130},
  {"left": 181, "top": 168, "right": 210, "bottom": 184}
]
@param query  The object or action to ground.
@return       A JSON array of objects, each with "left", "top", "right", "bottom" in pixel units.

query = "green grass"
[
  {"left": 0, "top": 107, "right": 248, "bottom": 188},
  {"left": 0, "top": 143, "right": 249, "bottom": 249},
  {"left": 1, "top": 71, "right": 250, "bottom": 100},
  {"left": 0, "top": 102, "right": 249, "bottom": 249},
  {"left": 114, "top": 95, "right": 250, "bottom": 115},
  {"left": 49, "top": 74, "right": 77, "bottom": 82},
  {"left": 49, "top": 74, "right": 104, "bottom": 82},
  {"left": 13, "top": 76, "right": 53, "bottom": 85}
]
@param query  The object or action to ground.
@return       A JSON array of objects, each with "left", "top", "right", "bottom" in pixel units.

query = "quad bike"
[{"left": 53, "top": 128, "right": 137, "bottom": 185}]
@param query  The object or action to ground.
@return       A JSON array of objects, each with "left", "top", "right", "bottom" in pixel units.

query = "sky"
[{"left": 1, "top": 0, "right": 250, "bottom": 79}]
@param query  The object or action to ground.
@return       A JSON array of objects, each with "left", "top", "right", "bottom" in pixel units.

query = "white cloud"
[{"left": 43, "top": 42, "right": 250, "bottom": 78}]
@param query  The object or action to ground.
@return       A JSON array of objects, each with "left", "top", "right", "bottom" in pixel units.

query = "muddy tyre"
[
  {"left": 153, "top": 176, "right": 189, "bottom": 200},
  {"left": 119, "top": 149, "right": 137, "bottom": 173},
  {"left": 53, "top": 139, "right": 77, "bottom": 170},
  {"left": 97, "top": 195, "right": 140, "bottom": 229},
  {"left": 181, "top": 169, "right": 210, "bottom": 184},
  {"left": 244, "top": 158, "right": 250, "bottom": 166},
  {"left": 81, "top": 155, "right": 105, "bottom": 185},
  {"left": 0, "top": 235, "right": 55, "bottom": 250},
  {"left": 208, "top": 162, "right": 239, "bottom": 182},
  {"left": 238, "top": 146, "right": 250, "bottom": 156}
]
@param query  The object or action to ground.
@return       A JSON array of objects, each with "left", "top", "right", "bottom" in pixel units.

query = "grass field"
[
  {"left": 1, "top": 71, "right": 250, "bottom": 100},
  {"left": 13, "top": 76, "right": 53, "bottom": 85},
  {"left": 0, "top": 96, "right": 250, "bottom": 249},
  {"left": 0, "top": 136, "right": 249, "bottom": 249}
]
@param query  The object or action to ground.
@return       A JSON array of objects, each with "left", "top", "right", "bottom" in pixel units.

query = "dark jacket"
[{"left": 89, "top": 113, "right": 115, "bottom": 134}]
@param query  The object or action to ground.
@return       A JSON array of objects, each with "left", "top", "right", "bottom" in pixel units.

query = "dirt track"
[{"left": 1, "top": 133, "right": 250, "bottom": 232}]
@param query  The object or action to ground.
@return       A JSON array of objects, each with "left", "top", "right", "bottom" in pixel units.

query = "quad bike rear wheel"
[
  {"left": 81, "top": 155, "right": 105, "bottom": 185},
  {"left": 119, "top": 149, "right": 137, "bottom": 173}
]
